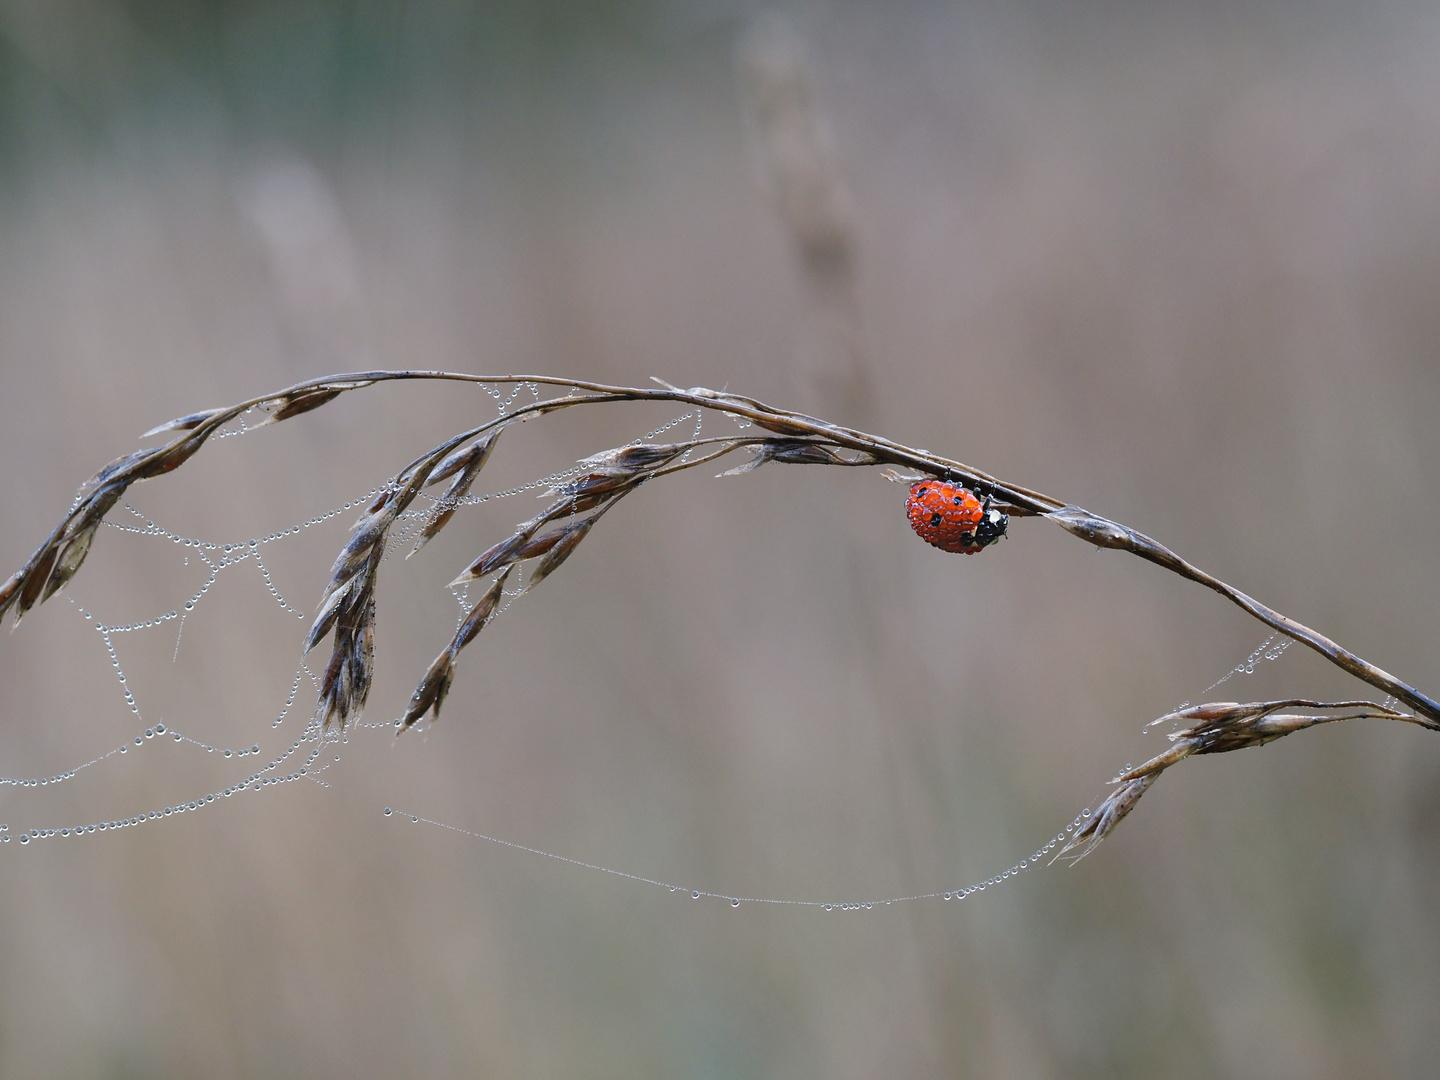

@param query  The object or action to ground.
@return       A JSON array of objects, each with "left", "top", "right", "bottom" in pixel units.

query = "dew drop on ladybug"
[{"left": 905, "top": 480, "right": 1007, "bottom": 554}]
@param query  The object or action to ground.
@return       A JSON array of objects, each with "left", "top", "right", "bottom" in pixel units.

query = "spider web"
[{"left": 0, "top": 387, "right": 1297, "bottom": 909}]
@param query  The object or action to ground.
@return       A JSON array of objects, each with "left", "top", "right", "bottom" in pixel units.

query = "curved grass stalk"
[{"left": 4, "top": 370, "right": 1435, "bottom": 856}]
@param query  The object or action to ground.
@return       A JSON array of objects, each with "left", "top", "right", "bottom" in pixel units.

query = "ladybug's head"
[{"left": 971, "top": 497, "right": 1008, "bottom": 549}]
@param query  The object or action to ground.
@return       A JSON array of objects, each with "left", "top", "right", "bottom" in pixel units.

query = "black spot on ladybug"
[{"left": 930, "top": 513, "right": 942, "bottom": 527}]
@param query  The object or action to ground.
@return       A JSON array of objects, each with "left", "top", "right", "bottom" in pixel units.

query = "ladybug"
[{"left": 906, "top": 480, "right": 1007, "bottom": 554}]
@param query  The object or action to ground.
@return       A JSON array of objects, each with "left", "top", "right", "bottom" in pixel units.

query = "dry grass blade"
[
  {"left": 258, "top": 388, "right": 344, "bottom": 426},
  {"left": 580, "top": 442, "right": 691, "bottom": 471},
  {"left": 516, "top": 517, "right": 599, "bottom": 596},
  {"left": 1048, "top": 507, "right": 1440, "bottom": 724},
  {"left": 1056, "top": 776, "right": 1157, "bottom": 863},
  {"left": 449, "top": 519, "right": 546, "bottom": 587},
  {"left": 719, "top": 438, "right": 874, "bottom": 475},
  {"left": 409, "top": 432, "right": 502, "bottom": 558},
  {"left": 319, "top": 595, "right": 376, "bottom": 730},
  {"left": 1057, "top": 698, "right": 1424, "bottom": 862},
  {"left": 0, "top": 568, "right": 20, "bottom": 618},
  {"left": 139, "top": 407, "right": 227, "bottom": 439},
  {"left": 14, "top": 544, "right": 59, "bottom": 621},
  {"left": 307, "top": 444, "right": 458, "bottom": 729},
  {"left": 400, "top": 568, "right": 512, "bottom": 730},
  {"left": 40, "top": 521, "right": 99, "bottom": 603}
]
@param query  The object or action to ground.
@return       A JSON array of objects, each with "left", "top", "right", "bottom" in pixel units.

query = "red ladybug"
[{"left": 906, "top": 480, "right": 1007, "bottom": 554}]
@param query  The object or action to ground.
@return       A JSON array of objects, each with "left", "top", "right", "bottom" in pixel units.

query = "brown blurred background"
[{"left": 3, "top": 1, "right": 1440, "bottom": 1076}]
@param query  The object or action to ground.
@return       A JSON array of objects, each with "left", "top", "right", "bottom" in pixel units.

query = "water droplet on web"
[
  {"left": 144, "top": 729, "right": 153, "bottom": 739},
  {"left": 691, "top": 891, "right": 700, "bottom": 900},
  {"left": 224, "top": 749, "right": 232, "bottom": 757},
  {"left": 730, "top": 898, "right": 740, "bottom": 908},
  {"left": 383, "top": 807, "right": 393, "bottom": 816}
]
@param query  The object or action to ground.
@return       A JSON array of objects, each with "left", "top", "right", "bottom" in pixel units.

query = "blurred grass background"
[{"left": 2, "top": 1, "right": 1440, "bottom": 1076}]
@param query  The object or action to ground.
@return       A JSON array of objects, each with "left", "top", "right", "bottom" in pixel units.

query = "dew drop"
[
  {"left": 943, "top": 892, "right": 952, "bottom": 900},
  {"left": 384, "top": 807, "right": 393, "bottom": 816},
  {"left": 19, "top": 835, "right": 28, "bottom": 844},
  {"left": 730, "top": 898, "right": 740, "bottom": 908},
  {"left": 691, "top": 891, "right": 700, "bottom": 900},
  {"left": 184, "top": 601, "right": 195, "bottom": 610},
  {"left": 253, "top": 745, "right": 260, "bottom": 754},
  {"left": 224, "top": 749, "right": 232, "bottom": 758},
  {"left": 144, "top": 729, "right": 154, "bottom": 739}
]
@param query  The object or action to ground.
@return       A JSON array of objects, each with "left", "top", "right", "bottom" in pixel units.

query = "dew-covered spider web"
[{"left": 0, "top": 382, "right": 1301, "bottom": 910}]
